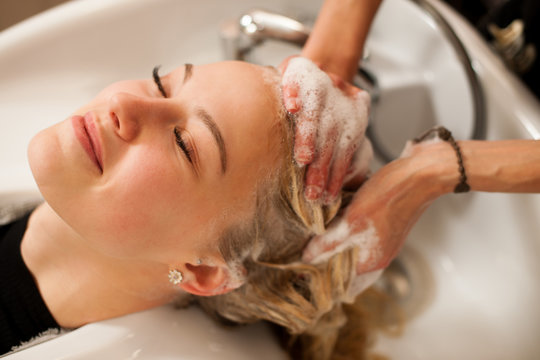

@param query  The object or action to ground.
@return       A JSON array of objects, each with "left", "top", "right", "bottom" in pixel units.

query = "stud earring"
[
  {"left": 168, "top": 269, "right": 183, "bottom": 285},
  {"left": 196, "top": 259, "right": 202, "bottom": 265}
]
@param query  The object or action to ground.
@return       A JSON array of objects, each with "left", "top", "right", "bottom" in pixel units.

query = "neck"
[{"left": 21, "top": 203, "right": 179, "bottom": 328}]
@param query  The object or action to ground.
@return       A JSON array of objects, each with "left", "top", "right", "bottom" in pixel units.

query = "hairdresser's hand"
[
  {"left": 302, "top": 141, "right": 452, "bottom": 275},
  {"left": 279, "top": 56, "right": 372, "bottom": 204}
]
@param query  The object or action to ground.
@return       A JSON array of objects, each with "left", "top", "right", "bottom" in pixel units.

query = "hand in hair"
[
  {"left": 280, "top": 56, "right": 372, "bottom": 204},
  {"left": 304, "top": 137, "right": 540, "bottom": 293},
  {"left": 303, "top": 142, "right": 449, "bottom": 280},
  {"left": 278, "top": 0, "right": 381, "bottom": 204}
]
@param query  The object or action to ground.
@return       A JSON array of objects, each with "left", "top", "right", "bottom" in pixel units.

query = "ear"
[{"left": 179, "top": 259, "right": 245, "bottom": 296}]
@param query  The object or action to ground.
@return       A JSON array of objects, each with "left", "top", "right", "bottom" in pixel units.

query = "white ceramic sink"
[{"left": 1, "top": 0, "right": 539, "bottom": 359}]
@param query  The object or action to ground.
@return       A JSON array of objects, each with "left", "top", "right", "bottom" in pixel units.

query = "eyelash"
[
  {"left": 152, "top": 66, "right": 194, "bottom": 164},
  {"left": 174, "top": 127, "right": 194, "bottom": 164}
]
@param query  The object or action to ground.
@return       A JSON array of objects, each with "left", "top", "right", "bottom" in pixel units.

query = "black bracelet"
[{"left": 413, "top": 126, "right": 470, "bottom": 193}]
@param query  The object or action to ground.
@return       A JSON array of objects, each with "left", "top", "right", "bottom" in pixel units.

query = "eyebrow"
[
  {"left": 183, "top": 63, "right": 193, "bottom": 83},
  {"left": 195, "top": 108, "right": 227, "bottom": 174},
  {"left": 182, "top": 64, "right": 227, "bottom": 174}
]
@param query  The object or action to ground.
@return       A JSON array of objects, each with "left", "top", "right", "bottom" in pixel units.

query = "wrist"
[{"left": 406, "top": 141, "right": 462, "bottom": 200}]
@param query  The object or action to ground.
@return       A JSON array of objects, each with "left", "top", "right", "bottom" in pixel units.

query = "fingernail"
[
  {"left": 284, "top": 97, "right": 300, "bottom": 113},
  {"left": 323, "top": 191, "right": 340, "bottom": 205},
  {"left": 305, "top": 185, "right": 322, "bottom": 200},
  {"left": 295, "top": 146, "right": 313, "bottom": 165}
]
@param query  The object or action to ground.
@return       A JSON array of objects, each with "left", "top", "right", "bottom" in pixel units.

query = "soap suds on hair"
[
  {"left": 302, "top": 219, "right": 383, "bottom": 300},
  {"left": 303, "top": 220, "right": 380, "bottom": 266}
]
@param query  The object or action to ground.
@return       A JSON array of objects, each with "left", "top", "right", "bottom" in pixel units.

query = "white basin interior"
[
  {"left": 1, "top": 0, "right": 540, "bottom": 359},
  {"left": 4, "top": 305, "right": 288, "bottom": 360}
]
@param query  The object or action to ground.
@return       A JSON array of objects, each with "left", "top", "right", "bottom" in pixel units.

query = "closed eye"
[
  {"left": 174, "top": 127, "right": 194, "bottom": 164},
  {"left": 153, "top": 67, "right": 194, "bottom": 165}
]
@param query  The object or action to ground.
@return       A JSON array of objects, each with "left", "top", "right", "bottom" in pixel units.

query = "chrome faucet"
[{"left": 220, "top": 9, "right": 310, "bottom": 61}]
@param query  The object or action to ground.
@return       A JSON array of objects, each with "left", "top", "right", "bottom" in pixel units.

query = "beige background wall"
[{"left": 0, "top": 0, "right": 70, "bottom": 31}]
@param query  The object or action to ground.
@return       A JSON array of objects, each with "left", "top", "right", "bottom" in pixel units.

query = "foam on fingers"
[
  {"left": 302, "top": 219, "right": 380, "bottom": 267},
  {"left": 282, "top": 57, "right": 371, "bottom": 149},
  {"left": 282, "top": 57, "right": 372, "bottom": 191}
]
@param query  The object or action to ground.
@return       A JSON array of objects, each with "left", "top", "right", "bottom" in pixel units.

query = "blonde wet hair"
[{"left": 193, "top": 67, "right": 402, "bottom": 359}]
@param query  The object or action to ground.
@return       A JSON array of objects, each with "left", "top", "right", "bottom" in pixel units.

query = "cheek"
[
  {"left": 47, "top": 146, "right": 188, "bottom": 259},
  {"left": 86, "top": 147, "right": 226, "bottom": 260},
  {"left": 98, "top": 150, "right": 187, "bottom": 244}
]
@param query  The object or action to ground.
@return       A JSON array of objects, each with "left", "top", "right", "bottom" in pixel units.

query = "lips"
[{"left": 71, "top": 112, "right": 103, "bottom": 173}]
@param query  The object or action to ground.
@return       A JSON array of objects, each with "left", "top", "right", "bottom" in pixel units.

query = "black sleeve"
[{"left": 0, "top": 212, "right": 60, "bottom": 354}]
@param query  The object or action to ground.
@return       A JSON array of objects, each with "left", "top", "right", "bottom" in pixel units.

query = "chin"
[
  {"left": 28, "top": 123, "right": 78, "bottom": 208},
  {"left": 28, "top": 128, "right": 58, "bottom": 192}
]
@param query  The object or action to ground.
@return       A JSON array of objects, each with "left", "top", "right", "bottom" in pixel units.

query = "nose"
[{"left": 108, "top": 92, "right": 173, "bottom": 142}]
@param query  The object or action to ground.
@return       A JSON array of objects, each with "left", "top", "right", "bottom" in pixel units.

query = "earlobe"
[{"left": 179, "top": 261, "right": 245, "bottom": 296}]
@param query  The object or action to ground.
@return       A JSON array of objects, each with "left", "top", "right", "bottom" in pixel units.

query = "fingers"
[
  {"left": 282, "top": 74, "right": 315, "bottom": 164},
  {"left": 324, "top": 145, "right": 356, "bottom": 204},
  {"left": 281, "top": 56, "right": 316, "bottom": 164},
  {"left": 304, "top": 126, "right": 338, "bottom": 200},
  {"left": 302, "top": 219, "right": 350, "bottom": 264},
  {"left": 344, "top": 138, "right": 373, "bottom": 189},
  {"left": 282, "top": 82, "right": 301, "bottom": 114},
  {"left": 280, "top": 55, "right": 302, "bottom": 114},
  {"left": 308, "top": 89, "right": 370, "bottom": 202},
  {"left": 282, "top": 57, "right": 373, "bottom": 203},
  {"left": 302, "top": 233, "right": 338, "bottom": 264},
  {"left": 302, "top": 215, "right": 381, "bottom": 270},
  {"left": 327, "top": 72, "right": 361, "bottom": 97},
  {"left": 294, "top": 113, "right": 317, "bottom": 165},
  {"left": 277, "top": 54, "right": 299, "bottom": 74},
  {"left": 322, "top": 127, "right": 373, "bottom": 203}
]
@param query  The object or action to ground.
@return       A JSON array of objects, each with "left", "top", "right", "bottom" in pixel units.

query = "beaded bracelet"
[{"left": 413, "top": 126, "right": 470, "bottom": 193}]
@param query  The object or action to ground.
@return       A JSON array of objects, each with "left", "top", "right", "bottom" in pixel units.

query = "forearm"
[
  {"left": 302, "top": 0, "right": 382, "bottom": 82},
  {"left": 420, "top": 140, "right": 540, "bottom": 196},
  {"left": 462, "top": 140, "right": 540, "bottom": 193},
  {"left": 305, "top": 139, "right": 540, "bottom": 277}
]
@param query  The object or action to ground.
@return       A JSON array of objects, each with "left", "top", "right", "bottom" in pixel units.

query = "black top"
[{"left": 0, "top": 213, "right": 60, "bottom": 354}]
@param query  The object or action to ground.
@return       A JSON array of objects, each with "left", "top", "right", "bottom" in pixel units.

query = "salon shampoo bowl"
[{"left": 1, "top": 0, "right": 540, "bottom": 359}]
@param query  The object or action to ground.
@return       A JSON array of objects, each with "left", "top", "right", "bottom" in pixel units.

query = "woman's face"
[{"left": 29, "top": 61, "right": 282, "bottom": 264}]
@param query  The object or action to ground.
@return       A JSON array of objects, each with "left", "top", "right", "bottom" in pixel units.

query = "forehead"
[
  {"left": 189, "top": 61, "right": 283, "bottom": 151},
  {"left": 167, "top": 61, "right": 280, "bottom": 98},
  {"left": 185, "top": 62, "right": 285, "bottom": 205}
]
